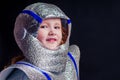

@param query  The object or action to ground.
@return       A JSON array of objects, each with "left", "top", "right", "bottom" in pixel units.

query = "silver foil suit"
[{"left": 0, "top": 2, "right": 80, "bottom": 80}]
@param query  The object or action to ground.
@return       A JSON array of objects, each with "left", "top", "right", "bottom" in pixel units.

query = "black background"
[{"left": 1, "top": 0, "right": 120, "bottom": 80}]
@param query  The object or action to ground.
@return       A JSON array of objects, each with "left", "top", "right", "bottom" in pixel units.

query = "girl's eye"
[
  {"left": 54, "top": 26, "right": 60, "bottom": 29},
  {"left": 40, "top": 26, "right": 47, "bottom": 28}
]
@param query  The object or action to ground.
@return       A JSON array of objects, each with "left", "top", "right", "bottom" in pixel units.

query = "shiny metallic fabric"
[{"left": 0, "top": 2, "right": 80, "bottom": 80}]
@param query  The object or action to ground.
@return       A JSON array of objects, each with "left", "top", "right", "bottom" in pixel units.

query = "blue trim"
[
  {"left": 21, "top": 10, "right": 71, "bottom": 26},
  {"left": 21, "top": 10, "right": 71, "bottom": 25},
  {"left": 21, "top": 10, "right": 42, "bottom": 23},
  {"left": 67, "top": 19, "right": 71, "bottom": 24},
  {"left": 16, "top": 61, "right": 51, "bottom": 80},
  {"left": 68, "top": 52, "right": 79, "bottom": 80}
]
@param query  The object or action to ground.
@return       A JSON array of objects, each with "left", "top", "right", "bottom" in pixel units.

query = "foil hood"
[{"left": 14, "top": 2, "right": 72, "bottom": 73}]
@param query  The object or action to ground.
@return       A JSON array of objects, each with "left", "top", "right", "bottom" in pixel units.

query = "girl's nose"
[{"left": 48, "top": 30, "right": 56, "bottom": 36}]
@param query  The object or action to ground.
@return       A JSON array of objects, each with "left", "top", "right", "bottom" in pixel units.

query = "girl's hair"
[
  {"left": 60, "top": 18, "right": 68, "bottom": 44},
  {"left": 5, "top": 18, "right": 68, "bottom": 67}
]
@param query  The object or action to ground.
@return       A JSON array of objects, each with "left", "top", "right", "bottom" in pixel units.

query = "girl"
[{"left": 0, "top": 2, "right": 80, "bottom": 80}]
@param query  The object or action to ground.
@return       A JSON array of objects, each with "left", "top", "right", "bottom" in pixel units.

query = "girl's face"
[{"left": 37, "top": 18, "right": 62, "bottom": 50}]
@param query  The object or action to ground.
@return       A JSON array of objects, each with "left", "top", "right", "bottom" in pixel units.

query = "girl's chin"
[{"left": 45, "top": 45, "right": 59, "bottom": 50}]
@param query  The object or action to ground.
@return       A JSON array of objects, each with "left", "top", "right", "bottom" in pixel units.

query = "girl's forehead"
[
  {"left": 41, "top": 18, "right": 61, "bottom": 24},
  {"left": 42, "top": 18, "right": 61, "bottom": 21}
]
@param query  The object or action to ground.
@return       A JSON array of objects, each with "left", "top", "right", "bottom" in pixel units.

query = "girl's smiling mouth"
[{"left": 46, "top": 38, "right": 57, "bottom": 42}]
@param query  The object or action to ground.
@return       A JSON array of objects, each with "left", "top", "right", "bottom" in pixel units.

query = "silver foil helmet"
[
  {"left": 14, "top": 2, "right": 71, "bottom": 48},
  {"left": 14, "top": 2, "right": 72, "bottom": 73}
]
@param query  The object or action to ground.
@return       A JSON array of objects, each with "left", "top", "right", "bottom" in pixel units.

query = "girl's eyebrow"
[
  {"left": 55, "top": 23, "right": 61, "bottom": 25},
  {"left": 40, "top": 22, "right": 48, "bottom": 25}
]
